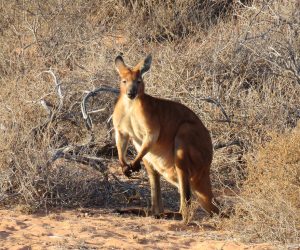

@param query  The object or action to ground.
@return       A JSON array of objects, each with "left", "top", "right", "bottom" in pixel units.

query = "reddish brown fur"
[{"left": 113, "top": 55, "right": 219, "bottom": 219}]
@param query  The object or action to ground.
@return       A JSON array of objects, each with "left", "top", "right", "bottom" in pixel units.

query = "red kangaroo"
[{"left": 112, "top": 55, "right": 219, "bottom": 219}]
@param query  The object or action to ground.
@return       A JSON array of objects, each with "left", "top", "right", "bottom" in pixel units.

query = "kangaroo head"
[{"left": 115, "top": 54, "right": 152, "bottom": 100}]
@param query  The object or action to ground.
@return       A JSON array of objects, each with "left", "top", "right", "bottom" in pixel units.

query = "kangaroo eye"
[{"left": 122, "top": 80, "right": 127, "bottom": 84}]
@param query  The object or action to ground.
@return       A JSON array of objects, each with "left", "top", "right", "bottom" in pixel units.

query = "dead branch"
[
  {"left": 63, "top": 154, "right": 106, "bottom": 173},
  {"left": 48, "top": 144, "right": 107, "bottom": 173},
  {"left": 35, "top": 80, "right": 120, "bottom": 174},
  {"left": 43, "top": 69, "right": 64, "bottom": 109},
  {"left": 81, "top": 85, "right": 119, "bottom": 130},
  {"left": 31, "top": 70, "right": 65, "bottom": 136},
  {"left": 200, "top": 97, "right": 231, "bottom": 123},
  {"left": 213, "top": 139, "right": 244, "bottom": 150}
]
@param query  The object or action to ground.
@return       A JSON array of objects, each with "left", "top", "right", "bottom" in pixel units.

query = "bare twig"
[
  {"left": 31, "top": 70, "right": 65, "bottom": 136},
  {"left": 193, "top": 95, "right": 231, "bottom": 124},
  {"left": 40, "top": 100, "right": 53, "bottom": 118},
  {"left": 43, "top": 69, "right": 64, "bottom": 109},
  {"left": 199, "top": 97, "right": 231, "bottom": 123},
  {"left": 88, "top": 108, "right": 106, "bottom": 114}
]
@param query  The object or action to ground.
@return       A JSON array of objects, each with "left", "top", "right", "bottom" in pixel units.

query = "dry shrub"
[{"left": 225, "top": 124, "right": 300, "bottom": 244}]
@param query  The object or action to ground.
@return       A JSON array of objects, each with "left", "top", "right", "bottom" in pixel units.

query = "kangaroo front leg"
[
  {"left": 115, "top": 130, "right": 131, "bottom": 176},
  {"left": 144, "top": 160, "right": 163, "bottom": 217},
  {"left": 130, "top": 131, "right": 159, "bottom": 171}
]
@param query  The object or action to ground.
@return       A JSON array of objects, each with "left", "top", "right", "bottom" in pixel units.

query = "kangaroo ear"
[
  {"left": 115, "top": 55, "right": 127, "bottom": 74},
  {"left": 135, "top": 54, "right": 152, "bottom": 77}
]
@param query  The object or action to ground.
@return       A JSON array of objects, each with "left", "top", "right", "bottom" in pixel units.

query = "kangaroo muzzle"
[{"left": 127, "top": 87, "right": 137, "bottom": 99}]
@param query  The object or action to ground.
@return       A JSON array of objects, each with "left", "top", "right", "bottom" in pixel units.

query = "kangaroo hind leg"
[
  {"left": 175, "top": 123, "right": 218, "bottom": 217},
  {"left": 174, "top": 136, "right": 192, "bottom": 221},
  {"left": 191, "top": 170, "right": 219, "bottom": 216}
]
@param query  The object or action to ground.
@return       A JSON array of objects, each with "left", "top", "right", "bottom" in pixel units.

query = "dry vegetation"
[
  {"left": 225, "top": 124, "right": 300, "bottom": 245},
  {"left": 0, "top": 0, "right": 299, "bottom": 247}
]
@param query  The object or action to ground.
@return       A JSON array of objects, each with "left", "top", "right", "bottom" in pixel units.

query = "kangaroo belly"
[{"left": 132, "top": 140, "right": 178, "bottom": 187}]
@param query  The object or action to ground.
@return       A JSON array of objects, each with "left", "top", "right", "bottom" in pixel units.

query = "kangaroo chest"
[{"left": 116, "top": 110, "right": 144, "bottom": 143}]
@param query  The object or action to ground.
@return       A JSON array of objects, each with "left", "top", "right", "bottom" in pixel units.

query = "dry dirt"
[{"left": 0, "top": 208, "right": 274, "bottom": 250}]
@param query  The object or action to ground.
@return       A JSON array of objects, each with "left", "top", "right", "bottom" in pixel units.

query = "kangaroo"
[{"left": 112, "top": 55, "right": 219, "bottom": 219}]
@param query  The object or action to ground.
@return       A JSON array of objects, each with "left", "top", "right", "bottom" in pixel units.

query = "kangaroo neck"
[{"left": 121, "top": 92, "right": 150, "bottom": 105}]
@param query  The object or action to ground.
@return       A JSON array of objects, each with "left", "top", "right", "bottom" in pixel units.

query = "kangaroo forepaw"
[
  {"left": 130, "top": 161, "right": 142, "bottom": 172},
  {"left": 121, "top": 161, "right": 141, "bottom": 178},
  {"left": 122, "top": 165, "right": 133, "bottom": 178}
]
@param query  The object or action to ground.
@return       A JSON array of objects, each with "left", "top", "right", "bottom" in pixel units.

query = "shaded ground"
[{"left": 0, "top": 208, "right": 274, "bottom": 250}]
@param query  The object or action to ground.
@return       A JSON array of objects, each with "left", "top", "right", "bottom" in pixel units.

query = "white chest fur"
[{"left": 115, "top": 101, "right": 144, "bottom": 143}]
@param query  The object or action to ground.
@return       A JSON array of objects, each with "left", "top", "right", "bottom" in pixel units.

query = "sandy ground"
[{"left": 0, "top": 208, "right": 274, "bottom": 250}]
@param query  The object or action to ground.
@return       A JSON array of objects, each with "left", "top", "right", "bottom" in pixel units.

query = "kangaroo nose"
[{"left": 127, "top": 88, "right": 137, "bottom": 99}]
